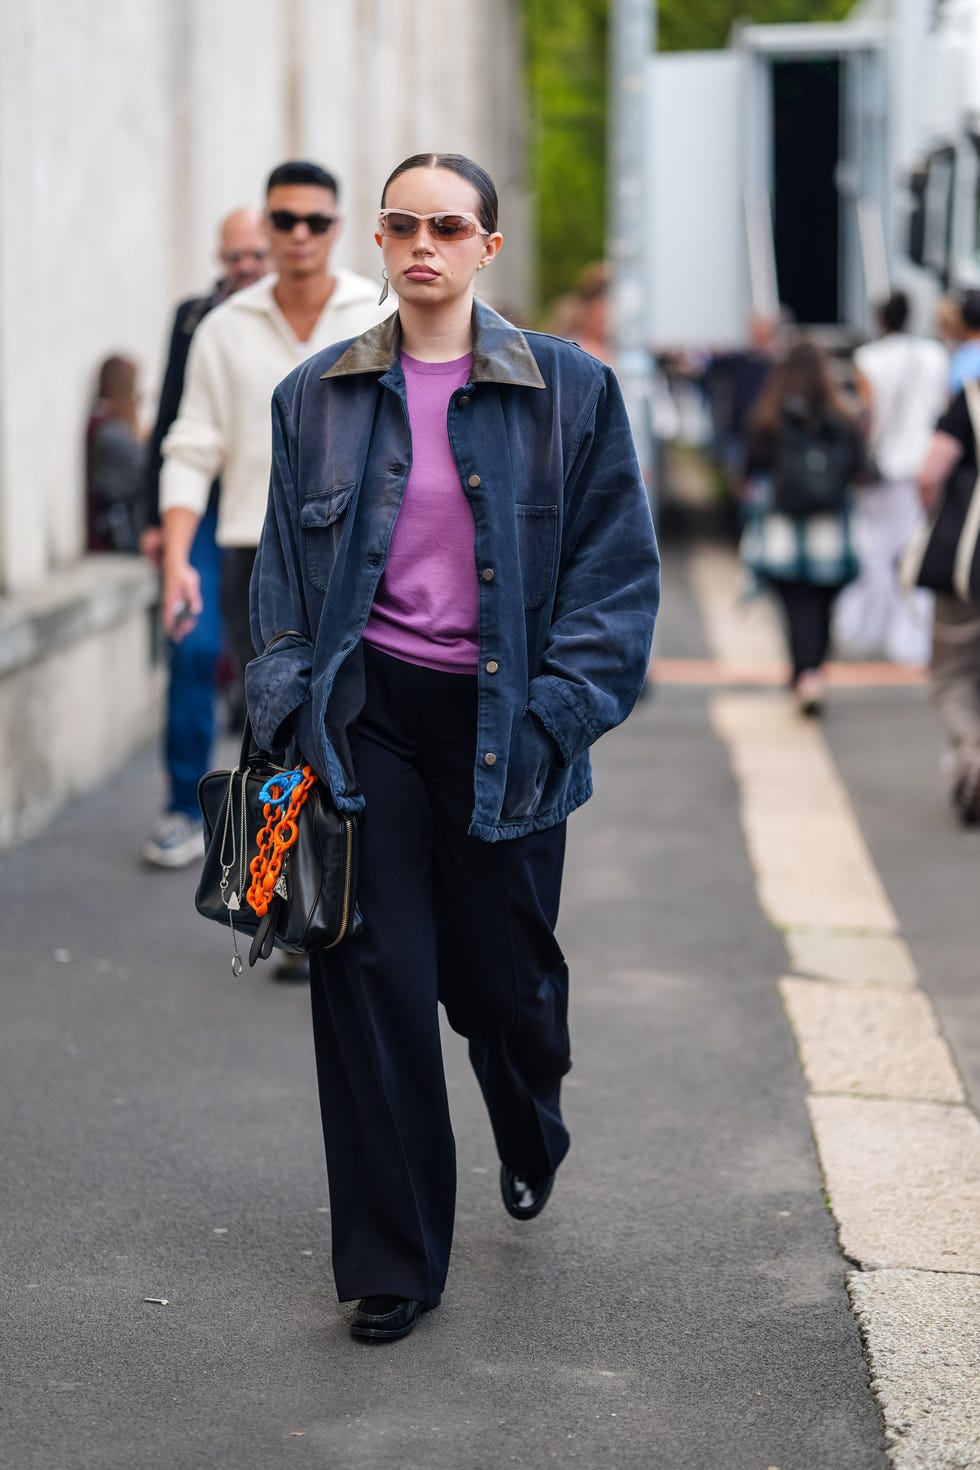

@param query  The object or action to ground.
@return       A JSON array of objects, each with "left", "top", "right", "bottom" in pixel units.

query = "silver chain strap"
[{"left": 217, "top": 765, "right": 250, "bottom": 976}]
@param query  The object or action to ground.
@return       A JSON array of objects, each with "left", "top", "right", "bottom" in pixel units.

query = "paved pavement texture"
[{"left": 1, "top": 525, "right": 976, "bottom": 1469}]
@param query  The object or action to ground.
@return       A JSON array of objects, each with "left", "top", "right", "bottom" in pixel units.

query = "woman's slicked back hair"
[{"left": 381, "top": 153, "right": 498, "bottom": 233}]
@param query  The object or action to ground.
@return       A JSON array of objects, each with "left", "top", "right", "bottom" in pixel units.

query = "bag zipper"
[{"left": 324, "top": 814, "right": 356, "bottom": 949}]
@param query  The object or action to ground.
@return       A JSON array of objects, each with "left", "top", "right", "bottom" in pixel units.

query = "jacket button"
[
  {"left": 485, "top": 660, "right": 499, "bottom": 674},
  {"left": 483, "top": 752, "right": 497, "bottom": 766},
  {"left": 481, "top": 567, "right": 495, "bottom": 582},
  {"left": 459, "top": 395, "right": 470, "bottom": 407},
  {"left": 468, "top": 474, "right": 481, "bottom": 488}
]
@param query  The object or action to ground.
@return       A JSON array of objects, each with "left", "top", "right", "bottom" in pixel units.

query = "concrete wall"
[
  {"left": 0, "top": 558, "right": 164, "bottom": 847},
  {"left": 0, "top": 0, "right": 529, "bottom": 845}
]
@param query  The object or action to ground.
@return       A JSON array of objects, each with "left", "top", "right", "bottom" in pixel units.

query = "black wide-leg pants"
[{"left": 310, "top": 644, "right": 570, "bottom": 1304}]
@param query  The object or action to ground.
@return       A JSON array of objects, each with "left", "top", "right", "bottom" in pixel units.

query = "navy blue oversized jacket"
[{"left": 246, "top": 301, "right": 660, "bottom": 842}]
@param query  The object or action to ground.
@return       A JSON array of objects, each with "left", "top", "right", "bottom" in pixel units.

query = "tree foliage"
[
  {"left": 525, "top": 0, "right": 610, "bottom": 313},
  {"left": 525, "top": 0, "right": 854, "bottom": 311},
  {"left": 658, "top": 0, "right": 851, "bottom": 53}
]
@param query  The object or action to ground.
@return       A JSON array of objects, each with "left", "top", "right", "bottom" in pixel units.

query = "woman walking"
[
  {"left": 246, "top": 154, "right": 660, "bottom": 1341},
  {"left": 740, "top": 341, "right": 865, "bottom": 715}
]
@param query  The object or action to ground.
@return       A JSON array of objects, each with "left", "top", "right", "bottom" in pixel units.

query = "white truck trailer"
[{"left": 646, "top": 0, "right": 980, "bottom": 348}]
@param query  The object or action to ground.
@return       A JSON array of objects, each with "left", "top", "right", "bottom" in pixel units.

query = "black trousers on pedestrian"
[
  {"left": 310, "top": 644, "right": 570, "bottom": 1305},
  {"left": 770, "top": 578, "right": 841, "bottom": 681},
  {"left": 219, "top": 546, "right": 257, "bottom": 692}
]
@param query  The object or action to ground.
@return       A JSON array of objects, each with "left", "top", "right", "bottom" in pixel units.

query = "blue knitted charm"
[{"left": 259, "top": 770, "right": 305, "bottom": 805}]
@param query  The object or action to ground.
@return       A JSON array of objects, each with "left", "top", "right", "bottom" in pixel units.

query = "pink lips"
[{"left": 405, "top": 267, "right": 439, "bottom": 281}]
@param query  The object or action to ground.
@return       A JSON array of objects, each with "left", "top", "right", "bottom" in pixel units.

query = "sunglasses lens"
[
  {"left": 431, "top": 215, "right": 477, "bottom": 240},
  {"left": 381, "top": 212, "right": 420, "bottom": 238},
  {"left": 269, "top": 210, "right": 334, "bottom": 234}
]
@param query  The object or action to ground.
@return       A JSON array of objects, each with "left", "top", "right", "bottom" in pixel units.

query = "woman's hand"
[{"left": 503, "top": 710, "right": 560, "bottom": 818}]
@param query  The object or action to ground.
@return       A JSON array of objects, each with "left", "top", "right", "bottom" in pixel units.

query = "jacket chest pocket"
[
  {"left": 515, "top": 503, "right": 558, "bottom": 610},
  {"left": 300, "top": 484, "right": 356, "bottom": 591}
]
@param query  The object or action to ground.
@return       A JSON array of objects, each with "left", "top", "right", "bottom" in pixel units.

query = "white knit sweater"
[{"left": 160, "top": 271, "right": 390, "bottom": 547}]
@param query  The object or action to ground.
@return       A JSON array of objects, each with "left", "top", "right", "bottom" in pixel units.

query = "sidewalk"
[
  {"left": 0, "top": 533, "right": 976, "bottom": 1469},
  {"left": 660, "top": 539, "right": 980, "bottom": 1470}
]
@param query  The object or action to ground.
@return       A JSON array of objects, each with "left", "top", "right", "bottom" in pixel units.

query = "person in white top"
[
  {"left": 160, "top": 160, "right": 392, "bottom": 676},
  {"left": 834, "top": 290, "right": 948, "bottom": 664}
]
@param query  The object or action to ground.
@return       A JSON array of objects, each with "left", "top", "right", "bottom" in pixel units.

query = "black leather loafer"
[
  {"left": 349, "top": 1294, "right": 440, "bottom": 1342},
  {"left": 500, "top": 1165, "right": 555, "bottom": 1221}
]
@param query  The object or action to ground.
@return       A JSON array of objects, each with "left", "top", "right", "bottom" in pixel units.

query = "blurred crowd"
[
  {"left": 538, "top": 266, "right": 980, "bottom": 826},
  {"left": 651, "top": 286, "right": 980, "bottom": 828}
]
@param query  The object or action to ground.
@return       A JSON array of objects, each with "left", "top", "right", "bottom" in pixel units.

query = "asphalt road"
[{"left": 0, "top": 539, "right": 901, "bottom": 1470}]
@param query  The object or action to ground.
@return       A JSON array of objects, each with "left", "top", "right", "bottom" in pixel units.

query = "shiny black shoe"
[
  {"left": 349, "top": 1294, "right": 440, "bottom": 1342},
  {"left": 500, "top": 1165, "right": 555, "bottom": 1221}
]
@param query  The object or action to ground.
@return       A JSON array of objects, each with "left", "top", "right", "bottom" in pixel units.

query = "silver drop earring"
[{"left": 378, "top": 269, "right": 389, "bottom": 306}]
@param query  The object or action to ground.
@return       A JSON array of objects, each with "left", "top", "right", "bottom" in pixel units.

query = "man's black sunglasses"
[{"left": 268, "top": 209, "right": 337, "bottom": 235}]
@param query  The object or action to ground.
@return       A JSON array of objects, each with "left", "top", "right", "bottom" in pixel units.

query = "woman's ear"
[{"left": 480, "top": 232, "right": 503, "bottom": 269}]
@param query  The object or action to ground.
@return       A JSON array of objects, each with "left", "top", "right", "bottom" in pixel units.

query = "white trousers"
[{"left": 833, "top": 479, "right": 933, "bottom": 665}]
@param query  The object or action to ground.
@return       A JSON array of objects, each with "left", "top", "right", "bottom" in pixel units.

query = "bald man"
[{"left": 140, "top": 208, "right": 269, "bottom": 869}]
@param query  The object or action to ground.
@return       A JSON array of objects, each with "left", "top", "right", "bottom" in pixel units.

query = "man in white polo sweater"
[{"left": 160, "top": 160, "right": 391, "bottom": 682}]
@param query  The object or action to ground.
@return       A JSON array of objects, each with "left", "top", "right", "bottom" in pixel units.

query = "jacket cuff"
[
  {"left": 244, "top": 657, "right": 311, "bottom": 757},
  {"left": 526, "top": 676, "right": 595, "bottom": 768},
  {"left": 291, "top": 699, "right": 325, "bottom": 778}
]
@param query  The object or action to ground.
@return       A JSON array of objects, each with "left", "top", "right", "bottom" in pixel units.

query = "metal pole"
[{"left": 608, "top": 0, "right": 656, "bottom": 496}]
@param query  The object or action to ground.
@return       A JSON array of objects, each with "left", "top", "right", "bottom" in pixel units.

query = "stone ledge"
[{"left": 0, "top": 555, "right": 159, "bottom": 679}]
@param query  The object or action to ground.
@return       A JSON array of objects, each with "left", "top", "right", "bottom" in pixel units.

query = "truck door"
[
  {"left": 742, "top": 25, "right": 889, "bottom": 332},
  {"left": 770, "top": 56, "right": 842, "bottom": 324}
]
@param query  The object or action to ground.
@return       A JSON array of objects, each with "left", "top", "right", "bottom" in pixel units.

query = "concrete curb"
[
  {"left": 848, "top": 1271, "right": 980, "bottom": 1470},
  {"left": 694, "top": 543, "right": 980, "bottom": 1470}
]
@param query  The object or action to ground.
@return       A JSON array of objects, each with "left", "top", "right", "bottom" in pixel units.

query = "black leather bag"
[
  {"left": 195, "top": 717, "right": 360, "bottom": 975},
  {"left": 901, "top": 381, "right": 980, "bottom": 603}
]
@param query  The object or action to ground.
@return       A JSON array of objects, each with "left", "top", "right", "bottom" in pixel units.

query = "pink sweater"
[{"left": 363, "top": 351, "right": 478, "bottom": 673}]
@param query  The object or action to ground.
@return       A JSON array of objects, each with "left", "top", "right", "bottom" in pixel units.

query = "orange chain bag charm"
[
  {"left": 195, "top": 715, "right": 360, "bottom": 975},
  {"left": 247, "top": 766, "right": 317, "bottom": 918}
]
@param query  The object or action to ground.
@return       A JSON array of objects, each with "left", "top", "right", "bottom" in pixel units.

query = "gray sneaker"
[{"left": 141, "top": 811, "right": 205, "bottom": 869}]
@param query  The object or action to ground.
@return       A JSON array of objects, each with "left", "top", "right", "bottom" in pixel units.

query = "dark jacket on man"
[{"left": 144, "top": 283, "right": 224, "bottom": 527}]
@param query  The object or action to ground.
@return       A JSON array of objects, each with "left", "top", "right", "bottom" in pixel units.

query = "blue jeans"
[{"left": 166, "top": 508, "right": 223, "bottom": 816}]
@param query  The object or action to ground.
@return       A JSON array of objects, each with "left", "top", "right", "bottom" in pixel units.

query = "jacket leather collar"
[{"left": 321, "top": 298, "right": 546, "bottom": 389}]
